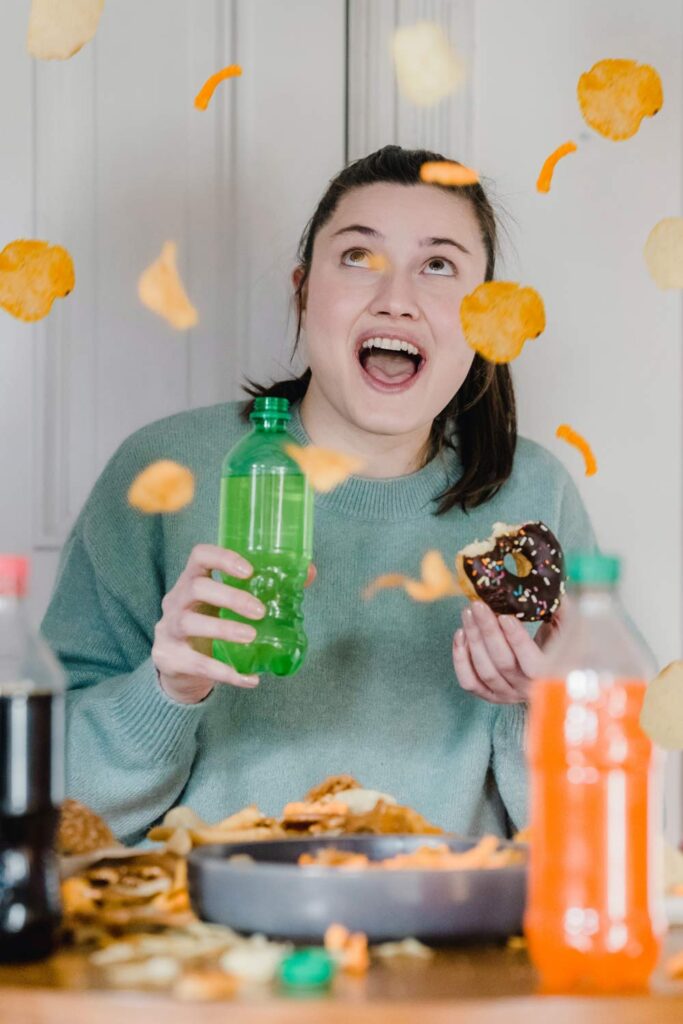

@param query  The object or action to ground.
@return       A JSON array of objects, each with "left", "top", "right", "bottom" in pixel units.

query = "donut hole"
[{"left": 504, "top": 553, "right": 533, "bottom": 578}]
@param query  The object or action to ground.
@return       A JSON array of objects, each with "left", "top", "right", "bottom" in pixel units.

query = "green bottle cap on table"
[
  {"left": 566, "top": 551, "right": 621, "bottom": 586},
  {"left": 278, "top": 948, "right": 336, "bottom": 989}
]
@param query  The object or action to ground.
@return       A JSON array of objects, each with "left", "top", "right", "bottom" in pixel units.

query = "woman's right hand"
[{"left": 152, "top": 544, "right": 266, "bottom": 705}]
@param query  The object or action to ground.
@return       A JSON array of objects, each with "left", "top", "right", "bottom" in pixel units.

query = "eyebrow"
[{"left": 331, "top": 223, "right": 470, "bottom": 256}]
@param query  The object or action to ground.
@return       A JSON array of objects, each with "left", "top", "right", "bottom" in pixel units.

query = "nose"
[{"left": 368, "top": 267, "right": 420, "bottom": 320}]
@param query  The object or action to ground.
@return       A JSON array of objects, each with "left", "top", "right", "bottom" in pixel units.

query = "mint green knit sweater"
[{"left": 41, "top": 401, "right": 595, "bottom": 845}]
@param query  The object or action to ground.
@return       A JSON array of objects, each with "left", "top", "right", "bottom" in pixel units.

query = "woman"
[{"left": 42, "top": 146, "right": 595, "bottom": 845}]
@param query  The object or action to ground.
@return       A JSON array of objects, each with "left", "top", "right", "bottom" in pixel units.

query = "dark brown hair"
[{"left": 242, "top": 144, "right": 516, "bottom": 513}]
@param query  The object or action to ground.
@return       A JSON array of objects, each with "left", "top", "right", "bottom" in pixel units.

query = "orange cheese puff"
[
  {"left": 419, "top": 161, "right": 479, "bottom": 187},
  {"left": 194, "top": 64, "right": 242, "bottom": 110},
  {"left": 536, "top": 141, "right": 577, "bottom": 193},
  {"left": 555, "top": 424, "right": 597, "bottom": 477}
]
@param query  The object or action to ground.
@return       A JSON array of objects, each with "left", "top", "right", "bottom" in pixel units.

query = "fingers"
[
  {"left": 153, "top": 638, "right": 259, "bottom": 697},
  {"left": 305, "top": 562, "right": 317, "bottom": 588},
  {"left": 499, "top": 614, "right": 547, "bottom": 679},
  {"left": 461, "top": 607, "right": 520, "bottom": 702},
  {"left": 184, "top": 543, "right": 253, "bottom": 581},
  {"left": 176, "top": 610, "right": 257, "bottom": 645},
  {"left": 187, "top": 576, "right": 265, "bottom": 620},
  {"left": 452, "top": 628, "right": 499, "bottom": 701}
]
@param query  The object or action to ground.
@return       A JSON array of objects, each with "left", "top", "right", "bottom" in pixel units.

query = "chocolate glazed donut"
[{"left": 455, "top": 522, "right": 566, "bottom": 623}]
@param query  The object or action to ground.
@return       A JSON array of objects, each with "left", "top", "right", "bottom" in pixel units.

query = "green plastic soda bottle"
[{"left": 212, "top": 396, "right": 314, "bottom": 676}]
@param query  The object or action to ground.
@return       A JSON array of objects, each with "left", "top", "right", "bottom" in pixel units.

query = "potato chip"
[
  {"left": 640, "top": 662, "right": 683, "bottom": 750},
  {"left": 555, "top": 423, "right": 597, "bottom": 476},
  {"left": 460, "top": 281, "right": 546, "bottom": 364},
  {"left": 27, "top": 0, "right": 105, "bottom": 61},
  {"left": 0, "top": 240, "right": 75, "bottom": 322},
  {"left": 173, "top": 969, "right": 239, "bottom": 1001},
  {"left": 367, "top": 253, "right": 389, "bottom": 272},
  {"left": 577, "top": 59, "right": 663, "bottom": 141},
  {"left": 391, "top": 22, "right": 464, "bottom": 107},
  {"left": 536, "top": 141, "right": 577, "bottom": 193},
  {"left": 364, "top": 550, "right": 461, "bottom": 602},
  {"left": 644, "top": 217, "right": 683, "bottom": 289},
  {"left": 128, "top": 460, "right": 195, "bottom": 514},
  {"left": 194, "top": 64, "right": 242, "bottom": 111},
  {"left": 419, "top": 161, "right": 479, "bottom": 187},
  {"left": 374, "top": 937, "right": 433, "bottom": 959},
  {"left": 138, "top": 242, "right": 198, "bottom": 330},
  {"left": 284, "top": 444, "right": 364, "bottom": 492}
]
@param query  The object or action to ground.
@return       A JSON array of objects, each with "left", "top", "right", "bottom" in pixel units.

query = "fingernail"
[
  {"left": 234, "top": 624, "right": 257, "bottom": 642},
  {"left": 234, "top": 559, "right": 253, "bottom": 578},
  {"left": 463, "top": 607, "right": 473, "bottom": 624},
  {"left": 455, "top": 629, "right": 465, "bottom": 646},
  {"left": 240, "top": 674, "right": 259, "bottom": 687},
  {"left": 245, "top": 599, "right": 265, "bottom": 618}
]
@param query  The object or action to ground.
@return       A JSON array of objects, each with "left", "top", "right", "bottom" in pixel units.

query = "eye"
[
  {"left": 341, "top": 248, "right": 371, "bottom": 268},
  {"left": 423, "top": 257, "right": 456, "bottom": 277}
]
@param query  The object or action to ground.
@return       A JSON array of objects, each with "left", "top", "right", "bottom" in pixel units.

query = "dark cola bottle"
[{"left": 0, "top": 556, "right": 65, "bottom": 962}]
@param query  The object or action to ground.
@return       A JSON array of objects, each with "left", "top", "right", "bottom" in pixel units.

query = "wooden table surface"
[{"left": 2, "top": 928, "right": 683, "bottom": 1024}]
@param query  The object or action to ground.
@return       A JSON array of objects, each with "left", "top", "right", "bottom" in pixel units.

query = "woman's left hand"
[{"left": 452, "top": 601, "right": 557, "bottom": 704}]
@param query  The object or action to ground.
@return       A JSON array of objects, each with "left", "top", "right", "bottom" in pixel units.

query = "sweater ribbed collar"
[{"left": 288, "top": 403, "right": 462, "bottom": 521}]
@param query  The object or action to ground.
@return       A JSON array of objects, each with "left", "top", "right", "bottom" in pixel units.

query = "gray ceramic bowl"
[{"left": 188, "top": 834, "right": 527, "bottom": 943}]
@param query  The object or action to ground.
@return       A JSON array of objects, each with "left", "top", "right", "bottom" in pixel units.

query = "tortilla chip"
[
  {"left": 640, "top": 661, "right": 683, "bottom": 750},
  {"left": 460, "top": 281, "right": 546, "bottom": 364},
  {"left": 555, "top": 423, "right": 597, "bottom": 476},
  {"left": 284, "top": 444, "right": 363, "bottom": 492},
  {"left": 644, "top": 217, "right": 683, "bottom": 290},
  {"left": 128, "top": 460, "right": 195, "bottom": 514},
  {"left": 391, "top": 21, "right": 463, "bottom": 107},
  {"left": 374, "top": 938, "right": 434, "bottom": 959},
  {"left": 419, "top": 161, "right": 479, "bottom": 187},
  {"left": 364, "top": 550, "right": 461, "bottom": 602},
  {"left": 536, "top": 141, "right": 577, "bottom": 193},
  {"left": 194, "top": 64, "right": 242, "bottom": 111},
  {"left": 0, "top": 240, "right": 75, "bottom": 322},
  {"left": 577, "top": 59, "right": 663, "bottom": 141},
  {"left": 138, "top": 242, "right": 198, "bottom": 330},
  {"left": 27, "top": 0, "right": 105, "bottom": 61}
]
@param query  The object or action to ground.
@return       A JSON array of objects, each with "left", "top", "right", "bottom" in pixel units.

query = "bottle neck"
[
  {"left": 252, "top": 416, "right": 288, "bottom": 433},
  {"left": 566, "top": 585, "right": 618, "bottom": 614}
]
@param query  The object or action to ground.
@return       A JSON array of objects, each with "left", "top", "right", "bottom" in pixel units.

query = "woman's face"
[{"left": 299, "top": 182, "right": 489, "bottom": 440}]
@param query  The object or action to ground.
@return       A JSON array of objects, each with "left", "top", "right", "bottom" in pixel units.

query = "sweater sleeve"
[{"left": 41, "top": 444, "right": 214, "bottom": 845}]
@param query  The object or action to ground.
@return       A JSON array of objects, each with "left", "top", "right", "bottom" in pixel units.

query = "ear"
[{"left": 292, "top": 265, "right": 307, "bottom": 324}]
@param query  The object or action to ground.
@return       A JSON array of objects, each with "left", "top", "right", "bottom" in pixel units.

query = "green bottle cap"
[
  {"left": 278, "top": 948, "right": 336, "bottom": 989},
  {"left": 566, "top": 551, "right": 621, "bottom": 586},
  {"left": 251, "top": 396, "right": 291, "bottom": 421}
]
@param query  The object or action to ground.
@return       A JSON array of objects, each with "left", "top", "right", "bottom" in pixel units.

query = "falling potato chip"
[
  {"left": 367, "top": 253, "right": 390, "bottom": 272},
  {"left": 391, "top": 22, "right": 463, "bottom": 108},
  {"left": 460, "top": 281, "right": 546, "bottom": 364},
  {"left": 194, "top": 64, "right": 242, "bottom": 111},
  {"left": 284, "top": 444, "right": 364, "bottom": 493},
  {"left": 27, "top": 0, "right": 105, "bottom": 60},
  {"left": 555, "top": 424, "right": 597, "bottom": 476},
  {"left": 577, "top": 59, "right": 663, "bottom": 141},
  {"left": 640, "top": 662, "right": 683, "bottom": 750},
  {"left": 536, "top": 141, "right": 578, "bottom": 194},
  {"left": 364, "top": 550, "right": 461, "bottom": 603},
  {"left": 419, "top": 161, "right": 479, "bottom": 187},
  {"left": 0, "top": 240, "right": 75, "bottom": 322},
  {"left": 138, "top": 242, "right": 198, "bottom": 330},
  {"left": 643, "top": 218, "right": 683, "bottom": 290},
  {"left": 128, "top": 460, "right": 195, "bottom": 514}
]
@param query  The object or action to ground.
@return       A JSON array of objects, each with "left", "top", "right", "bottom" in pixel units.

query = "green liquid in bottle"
[{"left": 212, "top": 398, "right": 313, "bottom": 676}]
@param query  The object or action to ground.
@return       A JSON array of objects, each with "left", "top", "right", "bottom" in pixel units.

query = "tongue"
[{"left": 364, "top": 350, "right": 417, "bottom": 385}]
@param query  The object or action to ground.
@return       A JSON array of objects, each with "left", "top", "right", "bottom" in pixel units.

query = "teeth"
[{"left": 360, "top": 337, "right": 420, "bottom": 357}]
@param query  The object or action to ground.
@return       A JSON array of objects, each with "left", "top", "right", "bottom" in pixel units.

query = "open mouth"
[{"left": 356, "top": 336, "right": 426, "bottom": 389}]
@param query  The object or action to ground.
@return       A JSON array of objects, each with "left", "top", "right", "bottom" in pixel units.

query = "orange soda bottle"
[{"left": 525, "top": 552, "right": 665, "bottom": 993}]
